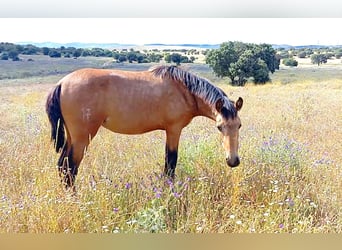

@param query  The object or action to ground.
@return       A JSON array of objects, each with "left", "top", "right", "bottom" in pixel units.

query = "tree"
[
  {"left": 117, "top": 54, "right": 127, "bottom": 63},
  {"left": 297, "top": 51, "right": 307, "bottom": 58},
  {"left": 72, "top": 48, "right": 83, "bottom": 58},
  {"left": 311, "top": 53, "right": 327, "bottom": 66},
  {"left": 252, "top": 59, "right": 270, "bottom": 84},
  {"left": 170, "top": 53, "right": 182, "bottom": 65},
  {"left": 164, "top": 53, "right": 171, "bottom": 63},
  {"left": 205, "top": 41, "right": 239, "bottom": 84},
  {"left": 42, "top": 47, "right": 50, "bottom": 55},
  {"left": 254, "top": 43, "right": 280, "bottom": 73},
  {"left": 1, "top": 53, "right": 9, "bottom": 60},
  {"left": 206, "top": 41, "right": 279, "bottom": 86},
  {"left": 127, "top": 51, "right": 137, "bottom": 63},
  {"left": 48, "top": 49, "right": 61, "bottom": 58},
  {"left": 8, "top": 50, "right": 20, "bottom": 61}
]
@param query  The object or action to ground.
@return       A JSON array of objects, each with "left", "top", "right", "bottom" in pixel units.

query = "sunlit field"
[{"left": 0, "top": 58, "right": 341, "bottom": 232}]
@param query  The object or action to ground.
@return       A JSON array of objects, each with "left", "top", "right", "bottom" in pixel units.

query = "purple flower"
[
  {"left": 125, "top": 182, "right": 132, "bottom": 189},
  {"left": 113, "top": 207, "right": 119, "bottom": 213},
  {"left": 173, "top": 192, "right": 181, "bottom": 198},
  {"left": 153, "top": 187, "right": 162, "bottom": 199},
  {"left": 279, "top": 223, "right": 284, "bottom": 229},
  {"left": 166, "top": 179, "right": 174, "bottom": 188},
  {"left": 286, "top": 198, "right": 294, "bottom": 207}
]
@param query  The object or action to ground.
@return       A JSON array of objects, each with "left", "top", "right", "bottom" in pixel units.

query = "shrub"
[{"left": 283, "top": 58, "right": 298, "bottom": 67}]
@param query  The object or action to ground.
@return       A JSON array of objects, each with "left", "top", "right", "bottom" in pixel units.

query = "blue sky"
[{"left": 2, "top": 18, "right": 342, "bottom": 46}]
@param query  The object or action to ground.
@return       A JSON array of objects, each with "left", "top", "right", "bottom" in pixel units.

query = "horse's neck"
[{"left": 194, "top": 96, "right": 216, "bottom": 121}]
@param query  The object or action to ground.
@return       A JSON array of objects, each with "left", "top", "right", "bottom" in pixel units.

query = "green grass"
[{"left": 0, "top": 58, "right": 341, "bottom": 232}]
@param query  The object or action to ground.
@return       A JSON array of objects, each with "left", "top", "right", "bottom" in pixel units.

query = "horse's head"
[{"left": 215, "top": 97, "right": 243, "bottom": 168}]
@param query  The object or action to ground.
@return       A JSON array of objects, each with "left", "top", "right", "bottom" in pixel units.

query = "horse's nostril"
[{"left": 226, "top": 157, "right": 240, "bottom": 168}]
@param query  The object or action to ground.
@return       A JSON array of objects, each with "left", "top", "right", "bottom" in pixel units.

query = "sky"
[{"left": 1, "top": 18, "right": 342, "bottom": 46}]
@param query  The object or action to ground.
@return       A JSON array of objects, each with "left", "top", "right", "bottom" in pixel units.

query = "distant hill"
[
  {"left": 17, "top": 42, "right": 136, "bottom": 49},
  {"left": 16, "top": 42, "right": 219, "bottom": 49},
  {"left": 272, "top": 44, "right": 342, "bottom": 49},
  {"left": 16, "top": 42, "right": 342, "bottom": 50}
]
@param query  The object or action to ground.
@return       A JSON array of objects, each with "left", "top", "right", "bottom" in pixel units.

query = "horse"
[{"left": 46, "top": 65, "right": 243, "bottom": 188}]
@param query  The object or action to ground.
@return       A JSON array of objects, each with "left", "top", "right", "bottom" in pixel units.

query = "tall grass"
[{"left": 0, "top": 63, "right": 341, "bottom": 233}]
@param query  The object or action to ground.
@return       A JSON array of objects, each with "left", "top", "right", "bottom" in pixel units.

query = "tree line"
[
  {"left": 278, "top": 46, "right": 342, "bottom": 66},
  {"left": 0, "top": 42, "right": 197, "bottom": 65},
  {"left": 1, "top": 42, "right": 341, "bottom": 86}
]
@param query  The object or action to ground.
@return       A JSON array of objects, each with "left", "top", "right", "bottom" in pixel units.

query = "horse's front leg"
[{"left": 164, "top": 128, "right": 182, "bottom": 179}]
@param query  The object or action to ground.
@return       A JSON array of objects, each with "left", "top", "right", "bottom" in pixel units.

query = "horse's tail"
[{"left": 45, "top": 84, "right": 65, "bottom": 153}]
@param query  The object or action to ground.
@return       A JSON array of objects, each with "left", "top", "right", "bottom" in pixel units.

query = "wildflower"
[
  {"left": 229, "top": 214, "right": 235, "bottom": 219},
  {"left": 285, "top": 198, "right": 294, "bottom": 207},
  {"left": 113, "top": 207, "right": 119, "bottom": 213},
  {"left": 125, "top": 182, "right": 132, "bottom": 189},
  {"left": 236, "top": 220, "right": 242, "bottom": 225},
  {"left": 166, "top": 179, "right": 174, "bottom": 188},
  {"left": 173, "top": 192, "right": 181, "bottom": 198},
  {"left": 153, "top": 187, "right": 162, "bottom": 198}
]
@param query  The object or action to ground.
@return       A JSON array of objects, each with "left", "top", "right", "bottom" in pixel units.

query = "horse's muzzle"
[{"left": 226, "top": 157, "right": 240, "bottom": 168}]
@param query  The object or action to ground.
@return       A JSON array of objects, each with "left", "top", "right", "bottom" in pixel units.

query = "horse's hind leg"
[{"left": 58, "top": 125, "right": 100, "bottom": 189}]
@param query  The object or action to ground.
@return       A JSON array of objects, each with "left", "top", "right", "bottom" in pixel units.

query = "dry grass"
[{"left": 0, "top": 64, "right": 341, "bottom": 233}]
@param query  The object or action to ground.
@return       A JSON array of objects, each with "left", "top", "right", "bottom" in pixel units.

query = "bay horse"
[{"left": 46, "top": 65, "right": 243, "bottom": 188}]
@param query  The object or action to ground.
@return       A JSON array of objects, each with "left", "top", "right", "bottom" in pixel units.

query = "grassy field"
[{"left": 0, "top": 56, "right": 341, "bottom": 233}]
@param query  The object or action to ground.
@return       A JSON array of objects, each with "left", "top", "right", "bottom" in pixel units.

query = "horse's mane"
[{"left": 149, "top": 65, "right": 237, "bottom": 118}]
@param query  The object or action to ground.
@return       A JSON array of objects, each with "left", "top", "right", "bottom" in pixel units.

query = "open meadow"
[{"left": 0, "top": 56, "right": 341, "bottom": 233}]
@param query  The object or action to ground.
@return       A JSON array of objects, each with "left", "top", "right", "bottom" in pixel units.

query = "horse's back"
[{"left": 58, "top": 68, "right": 196, "bottom": 135}]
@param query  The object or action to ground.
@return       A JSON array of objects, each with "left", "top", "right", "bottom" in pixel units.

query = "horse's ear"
[
  {"left": 235, "top": 97, "right": 243, "bottom": 111},
  {"left": 215, "top": 98, "right": 224, "bottom": 112}
]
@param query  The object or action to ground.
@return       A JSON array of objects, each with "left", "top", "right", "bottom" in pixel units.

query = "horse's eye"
[
  {"left": 239, "top": 124, "right": 242, "bottom": 129},
  {"left": 217, "top": 125, "right": 223, "bottom": 132}
]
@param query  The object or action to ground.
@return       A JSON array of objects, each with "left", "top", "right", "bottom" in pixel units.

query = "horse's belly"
[{"left": 102, "top": 115, "right": 164, "bottom": 135}]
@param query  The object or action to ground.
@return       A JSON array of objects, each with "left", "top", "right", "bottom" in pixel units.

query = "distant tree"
[
  {"left": 136, "top": 53, "right": 146, "bottom": 63},
  {"left": 0, "top": 53, "right": 9, "bottom": 60},
  {"left": 147, "top": 53, "right": 162, "bottom": 63},
  {"left": 311, "top": 53, "right": 327, "bottom": 66},
  {"left": 283, "top": 58, "right": 298, "bottom": 67},
  {"left": 297, "top": 51, "right": 307, "bottom": 58},
  {"left": 8, "top": 50, "right": 20, "bottom": 61},
  {"left": 42, "top": 47, "right": 50, "bottom": 55},
  {"left": 164, "top": 53, "right": 171, "bottom": 63},
  {"left": 72, "top": 48, "right": 83, "bottom": 58},
  {"left": 335, "top": 52, "right": 342, "bottom": 59},
  {"left": 180, "top": 55, "right": 190, "bottom": 63},
  {"left": 127, "top": 51, "right": 137, "bottom": 63},
  {"left": 22, "top": 44, "right": 40, "bottom": 55},
  {"left": 48, "top": 49, "right": 61, "bottom": 58},
  {"left": 278, "top": 51, "right": 290, "bottom": 59},
  {"left": 117, "top": 54, "right": 127, "bottom": 62},
  {"left": 113, "top": 52, "right": 120, "bottom": 61},
  {"left": 170, "top": 53, "right": 182, "bottom": 65},
  {"left": 81, "top": 49, "right": 91, "bottom": 57}
]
